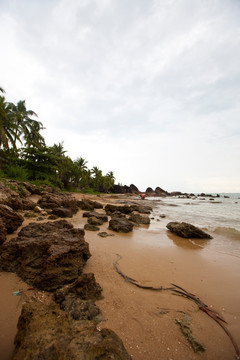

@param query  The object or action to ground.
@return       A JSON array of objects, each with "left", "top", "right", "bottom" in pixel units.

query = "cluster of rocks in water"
[{"left": 0, "top": 180, "right": 212, "bottom": 359}]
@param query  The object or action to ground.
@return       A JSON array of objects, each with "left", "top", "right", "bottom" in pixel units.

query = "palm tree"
[
  {"left": 75, "top": 157, "right": 88, "bottom": 171},
  {"left": 9, "top": 99, "right": 43, "bottom": 148},
  {"left": 0, "top": 95, "right": 18, "bottom": 149},
  {"left": 52, "top": 142, "right": 67, "bottom": 156}
]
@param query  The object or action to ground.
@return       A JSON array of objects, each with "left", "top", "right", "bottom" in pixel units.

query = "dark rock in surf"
[{"left": 166, "top": 222, "right": 212, "bottom": 239}]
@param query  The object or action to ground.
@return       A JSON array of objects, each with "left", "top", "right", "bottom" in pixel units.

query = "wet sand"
[{"left": 0, "top": 193, "right": 240, "bottom": 360}]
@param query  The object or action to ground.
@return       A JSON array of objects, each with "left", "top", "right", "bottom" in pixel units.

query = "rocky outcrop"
[
  {"left": 83, "top": 211, "right": 108, "bottom": 222},
  {"left": 145, "top": 186, "right": 169, "bottom": 197},
  {"left": 0, "top": 220, "right": 91, "bottom": 291},
  {"left": 52, "top": 207, "right": 74, "bottom": 218},
  {"left": 166, "top": 222, "right": 212, "bottom": 239},
  {"left": 105, "top": 204, "right": 134, "bottom": 215},
  {"left": 13, "top": 301, "right": 131, "bottom": 360},
  {"left": 129, "top": 213, "right": 150, "bottom": 225},
  {"left": 110, "top": 184, "right": 139, "bottom": 194},
  {"left": 0, "top": 218, "right": 7, "bottom": 244},
  {"left": 108, "top": 217, "right": 134, "bottom": 233},
  {"left": 0, "top": 204, "right": 24, "bottom": 234},
  {"left": 38, "top": 192, "right": 79, "bottom": 214},
  {"left": 77, "top": 199, "right": 103, "bottom": 211}
]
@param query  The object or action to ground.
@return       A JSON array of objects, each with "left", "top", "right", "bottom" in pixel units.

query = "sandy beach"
[{"left": 0, "top": 193, "right": 240, "bottom": 360}]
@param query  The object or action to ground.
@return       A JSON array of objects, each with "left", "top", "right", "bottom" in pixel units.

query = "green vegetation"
[{"left": 0, "top": 87, "right": 115, "bottom": 191}]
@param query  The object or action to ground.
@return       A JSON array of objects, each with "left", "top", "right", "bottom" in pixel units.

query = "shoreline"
[{"left": 0, "top": 193, "right": 239, "bottom": 359}]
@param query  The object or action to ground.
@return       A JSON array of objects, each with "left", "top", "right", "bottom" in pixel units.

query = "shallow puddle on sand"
[{"left": 0, "top": 273, "right": 29, "bottom": 360}]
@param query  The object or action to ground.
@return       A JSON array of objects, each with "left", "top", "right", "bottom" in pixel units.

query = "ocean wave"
[{"left": 212, "top": 227, "right": 240, "bottom": 239}]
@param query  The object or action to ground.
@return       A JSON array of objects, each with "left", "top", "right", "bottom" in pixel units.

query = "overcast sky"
[{"left": 1, "top": 0, "right": 240, "bottom": 192}]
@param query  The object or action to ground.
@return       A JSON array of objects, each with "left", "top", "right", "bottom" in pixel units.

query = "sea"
[{"left": 147, "top": 193, "right": 240, "bottom": 257}]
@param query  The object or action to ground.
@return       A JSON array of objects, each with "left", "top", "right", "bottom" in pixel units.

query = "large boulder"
[
  {"left": 0, "top": 204, "right": 24, "bottom": 233},
  {"left": 166, "top": 222, "right": 212, "bottom": 239},
  {"left": 0, "top": 220, "right": 91, "bottom": 291},
  {"left": 13, "top": 301, "right": 131, "bottom": 360},
  {"left": 108, "top": 217, "right": 134, "bottom": 233}
]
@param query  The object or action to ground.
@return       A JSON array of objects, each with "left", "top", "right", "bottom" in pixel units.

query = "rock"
[
  {"left": 87, "top": 216, "right": 104, "bottom": 226},
  {"left": 0, "top": 218, "right": 7, "bottom": 244},
  {"left": 13, "top": 301, "right": 131, "bottom": 360},
  {"left": 77, "top": 199, "right": 103, "bottom": 210},
  {"left": 98, "top": 232, "right": 115, "bottom": 238},
  {"left": 34, "top": 205, "right": 43, "bottom": 213},
  {"left": 105, "top": 204, "right": 134, "bottom": 215},
  {"left": 83, "top": 211, "right": 108, "bottom": 222},
  {"left": 54, "top": 273, "right": 102, "bottom": 303},
  {"left": 52, "top": 207, "right": 74, "bottom": 218},
  {"left": 48, "top": 214, "right": 59, "bottom": 220},
  {"left": 0, "top": 204, "right": 24, "bottom": 233},
  {"left": 145, "top": 187, "right": 154, "bottom": 195},
  {"left": 155, "top": 187, "right": 170, "bottom": 196},
  {"left": 84, "top": 224, "right": 100, "bottom": 231},
  {"left": 129, "top": 213, "right": 150, "bottom": 225},
  {"left": 54, "top": 273, "right": 102, "bottom": 322},
  {"left": 24, "top": 212, "right": 37, "bottom": 218},
  {"left": 0, "top": 220, "right": 91, "bottom": 291},
  {"left": 166, "top": 222, "right": 212, "bottom": 239},
  {"left": 129, "top": 184, "right": 140, "bottom": 193},
  {"left": 38, "top": 192, "right": 79, "bottom": 213},
  {"left": 20, "top": 181, "right": 41, "bottom": 194},
  {"left": 159, "top": 214, "right": 166, "bottom": 218},
  {"left": 130, "top": 205, "right": 152, "bottom": 214},
  {"left": 60, "top": 296, "right": 102, "bottom": 322},
  {"left": 108, "top": 217, "right": 134, "bottom": 233}
]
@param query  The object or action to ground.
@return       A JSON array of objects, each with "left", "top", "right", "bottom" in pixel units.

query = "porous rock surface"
[
  {"left": 108, "top": 217, "right": 134, "bottom": 233},
  {"left": 0, "top": 220, "right": 91, "bottom": 291},
  {"left": 166, "top": 221, "right": 212, "bottom": 239},
  {"left": 13, "top": 301, "right": 131, "bottom": 360}
]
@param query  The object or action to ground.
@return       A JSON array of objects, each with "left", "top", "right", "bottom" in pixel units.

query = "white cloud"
[{"left": 0, "top": 0, "right": 240, "bottom": 192}]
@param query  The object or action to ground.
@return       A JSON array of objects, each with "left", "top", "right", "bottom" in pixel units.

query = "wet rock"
[
  {"left": 83, "top": 211, "right": 108, "bottom": 222},
  {"left": 0, "top": 220, "right": 91, "bottom": 291},
  {"left": 52, "top": 207, "right": 74, "bottom": 218},
  {"left": 105, "top": 204, "right": 134, "bottom": 215},
  {"left": 77, "top": 199, "right": 103, "bottom": 210},
  {"left": 108, "top": 217, "right": 133, "bottom": 233},
  {"left": 48, "top": 214, "right": 58, "bottom": 220},
  {"left": 54, "top": 273, "right": 102, "bottom": 322},
  {"left": 0, "top": 204, "right": 24, "bottom": 233},
  {"left": 98, "top": 232, "right": 115, "bottom": 238},
  {"left": 54, "top": 273, "right": 102, "bottom": 303},
  {"left": 87, "top": 216, "right": 104, "bottom": 226},
  {"left": 84, "top": 224, "right": 100, "bottom": 231},
  {"left": 13, "top": 301, "right": 131, "bottom": 360},
  {"left": 60, "top": 296, "right": 102, "bottom": 322},
  {"left": 129, "top": 213, "right": 150, "bottom": 225},
  {"left": 130, "top": 205, "right": 152, "bottom": 214},
  {"left": 38, "top": 192, "right": 79, "bottom": 213},
  {"left": 166, "top": 222, "right": 212, "bottom": 239}
]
